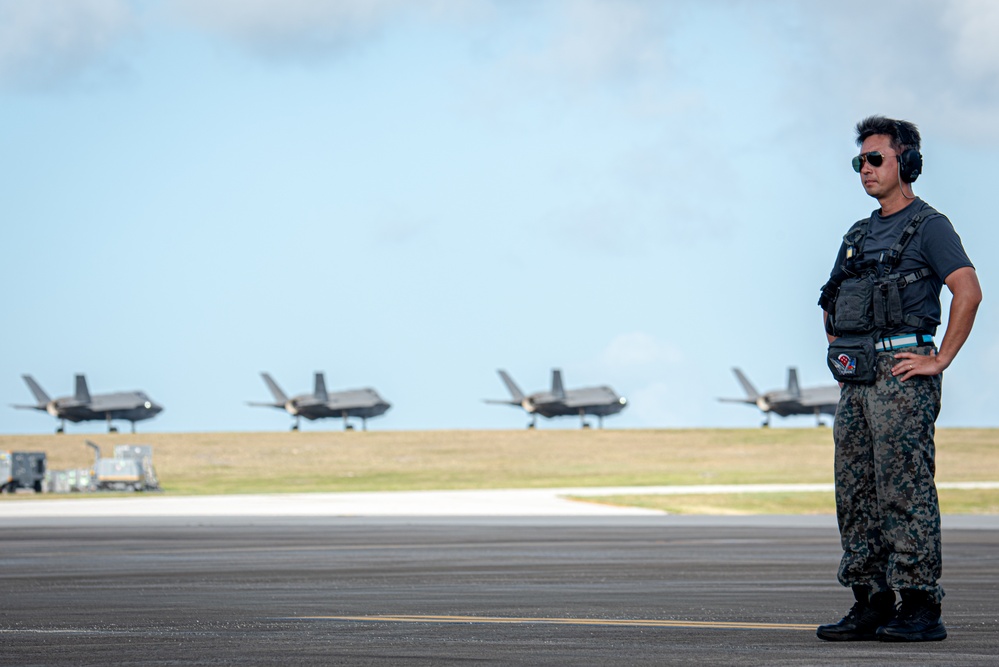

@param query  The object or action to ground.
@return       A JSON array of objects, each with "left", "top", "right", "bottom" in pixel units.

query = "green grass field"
[{"left": 2, "top": 428, "right": 996, "bottom": 513}]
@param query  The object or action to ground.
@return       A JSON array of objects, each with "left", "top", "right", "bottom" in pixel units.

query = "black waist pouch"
[{"left": 827, "top": 336, "right": 877, "bottom": 385}]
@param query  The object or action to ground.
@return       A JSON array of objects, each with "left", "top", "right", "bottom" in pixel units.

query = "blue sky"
[{"left": 2, "top": 0, "right": 997, "bottom": 433}]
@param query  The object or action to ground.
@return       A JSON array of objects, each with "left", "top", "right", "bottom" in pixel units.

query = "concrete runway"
[{"left": 2, "top": 494, "right": 998, "bottom": 665}]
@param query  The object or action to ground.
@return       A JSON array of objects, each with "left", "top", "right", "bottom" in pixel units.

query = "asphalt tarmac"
[{"left": 2, "top": 502, "right": 998, "bottom": 665}]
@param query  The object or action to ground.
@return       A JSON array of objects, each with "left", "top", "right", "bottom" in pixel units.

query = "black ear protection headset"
[{"left": 895, "top": 121, "right": 923, "bottom": 183}]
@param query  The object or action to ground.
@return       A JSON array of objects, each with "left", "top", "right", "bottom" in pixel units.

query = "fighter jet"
[
  {"left": 485, "top": 369, "right": 627, "bottom": 429},
  {"left": 719, "top": 367, "right": 840, "bottom": 427},
  {"left": 14, "top": 374, "right": 164, "bottom": 433},
  {"left": 249, "top": 372, "right": 391, "bottom": 431}
]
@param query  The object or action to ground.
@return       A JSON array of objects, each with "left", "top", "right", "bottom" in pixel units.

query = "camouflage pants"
[{"left": 833, "top": 345, "right": 944, "bottom": 602}]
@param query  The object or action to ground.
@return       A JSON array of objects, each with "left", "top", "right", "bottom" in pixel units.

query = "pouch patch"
[{"left": 827, "top": 336, "right": 877, "bottom": 385}]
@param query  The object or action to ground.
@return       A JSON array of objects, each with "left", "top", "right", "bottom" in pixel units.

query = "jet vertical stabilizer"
[
  {"left": 497, "top": 370, "right": 526, "bottom": 403},
  {"left": 261, "top": 373, "right": 289, "bottom": 404},
  {"left": 787, "top": 368, "right": 801, "bottom": 399},
  {"left": 21, "top": 375, "right": 51, "bottom": 406},
  {"left": 733, "top": 368, "right": 761, "bottom": 400},
  {"left": 551, "top": 369, "right": 565, "bottom": 400},
  {"left": 74, "top": 374, "right": 92, "bottom": 404},
  {"left": 314, "top": 372, "right": 329, "bottom": 402}
]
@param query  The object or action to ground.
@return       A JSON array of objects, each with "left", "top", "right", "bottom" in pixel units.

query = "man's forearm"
[
  {"left": 937, "top": 268, "right": 983, "bottom": 369},
  {"left": 936, "top": 294, "right": 980, "bottom": 369}
]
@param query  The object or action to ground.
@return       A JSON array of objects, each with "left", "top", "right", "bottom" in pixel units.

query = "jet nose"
[{"left": 145, "top": 401, "right": 164, "bottom": 415}]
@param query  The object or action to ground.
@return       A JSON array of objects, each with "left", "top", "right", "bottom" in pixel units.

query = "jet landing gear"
[
  {"left": 579, "top": 409, "right": 603, "bottom": 429},
  {"left": 340, "top": 412, "right": 368, "bottom": 431}
]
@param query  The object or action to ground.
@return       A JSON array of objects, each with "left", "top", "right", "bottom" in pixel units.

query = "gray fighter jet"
[
  {"left": 485, "top": 369, "right": 628, "bottom": 429},
  {"left": 719, "top": 367, "right": 839, "bottom": 427},
  {"left": 14, "top": 374, "right": 164, "bottom": 433},
  {"left": 249, "top": 372, "right": 391, "bottom": 431}
]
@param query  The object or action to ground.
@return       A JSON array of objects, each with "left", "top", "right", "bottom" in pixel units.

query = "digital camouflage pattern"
[{"left": 833, "top": 345, "right": 944, "bottom": 603}]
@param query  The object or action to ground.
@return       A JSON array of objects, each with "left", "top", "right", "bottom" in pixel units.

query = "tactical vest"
[{"left": 819, "top": 208, "right": 939, "bottom": 337}]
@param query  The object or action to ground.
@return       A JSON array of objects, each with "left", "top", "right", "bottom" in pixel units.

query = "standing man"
[{"left": 816, "top": 116, "right": 981, "bottom": 642}]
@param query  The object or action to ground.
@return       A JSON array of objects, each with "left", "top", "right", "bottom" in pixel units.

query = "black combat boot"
[
  {"left": 816, "top": 586, "right": 896, "bottom": 641},
  {"left": 876, "top": 589, "right": 947, "bottom": 642}
]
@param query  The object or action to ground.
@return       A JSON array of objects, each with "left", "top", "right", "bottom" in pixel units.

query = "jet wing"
[
  {"left": 798, "top": 397, "right": 837, "bottom": 407},
  {"left": 88, "top": 392, "right": 153, "bottom": 411},
  {"left": 324, "top": 389, "right": 387, "bottom": 410},
  {"left": 799, "top": 386, "right": 841, "bottom": 407},
  {"left": 562, "top": 387, "right": 620, "bottom": 408}
]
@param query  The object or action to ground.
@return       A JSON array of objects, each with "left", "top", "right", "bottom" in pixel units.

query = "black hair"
[{"left": 855, "top": 115, "right": 921, "bottom": 153}]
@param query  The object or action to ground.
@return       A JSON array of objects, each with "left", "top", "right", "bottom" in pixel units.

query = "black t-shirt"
[{"left": 828, "top": 198, "right": 974, "bottom": 336}]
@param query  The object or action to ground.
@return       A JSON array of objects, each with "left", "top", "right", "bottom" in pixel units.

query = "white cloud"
[
  {"left": 168, "top": 0, "right": 400, "bottom": 61},
  {"left": 945, "top": 0, "right": 999, "bottom": 81},
  {"left": 164, "top": 0, "right": 675, "bottom": 84},
  {"left": 523, "top": 0, "right": 672, "bottom": 86},
  {"left": 790, "top": 0, "right": 999, "bottom": 145},
  {"left": 167, "top": 0, "right": 487, "bottom": 63},
  {"left": 474, "top": 0, "right": 684, "bottom": 113},
  {"left": 0, "top": 0, "right": 137, "bottom": 92}
]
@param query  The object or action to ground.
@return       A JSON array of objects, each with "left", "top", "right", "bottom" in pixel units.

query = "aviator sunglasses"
[{"left": 852, "top": 151, "right": 897, "bottom": 172}]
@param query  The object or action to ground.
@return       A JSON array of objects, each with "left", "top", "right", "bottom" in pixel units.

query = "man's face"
[{"left": 857, "top": 133, "right": 900, "bottom": 200}]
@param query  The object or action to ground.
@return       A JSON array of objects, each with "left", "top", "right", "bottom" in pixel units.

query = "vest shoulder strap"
[
  {"left": 879, "top": 205, "right": 941, "bottom": 272},
  {"left": 842, "top": 218, "right": 869, "bottom": 261}
]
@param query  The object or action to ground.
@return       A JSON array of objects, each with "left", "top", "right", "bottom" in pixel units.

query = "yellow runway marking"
[{"left": 286, "top": 614, "right": 816, "bottom": 631}]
